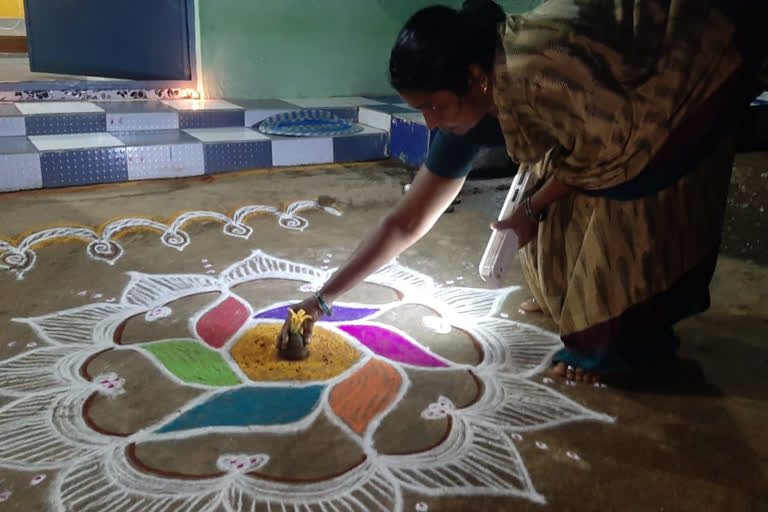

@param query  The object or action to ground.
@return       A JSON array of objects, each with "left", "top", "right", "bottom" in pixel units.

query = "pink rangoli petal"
[
  {"left": 337, "top": 324, "right": 449, "bottom": 368},
  {"left": 196, "top": 296, "right": 250, "bottom": 349}
]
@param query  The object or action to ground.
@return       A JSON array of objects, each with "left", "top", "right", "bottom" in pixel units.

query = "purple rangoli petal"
[
  {"left": 337, "top": 324, "right": 449, "bottom": 368},
  {"left": 254, "top": 304, "right": 380, "bottom": 322}
]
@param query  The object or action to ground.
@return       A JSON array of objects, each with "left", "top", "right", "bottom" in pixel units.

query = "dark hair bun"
[{"left": 461, "top": 0, "right": 505, "bottom": 27}]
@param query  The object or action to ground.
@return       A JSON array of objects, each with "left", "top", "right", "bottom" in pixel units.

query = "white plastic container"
[{"left": 478, "top": 166, "right": 533, "bottom": 288}]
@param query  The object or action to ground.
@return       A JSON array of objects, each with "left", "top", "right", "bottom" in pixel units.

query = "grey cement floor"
[{"left": 0, "top": 161, "right": 766, "bottom": 511}]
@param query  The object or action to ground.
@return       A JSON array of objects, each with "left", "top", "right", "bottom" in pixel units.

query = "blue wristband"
[{"left": 314, "top": 292, "right": 333, "bottom": 317}]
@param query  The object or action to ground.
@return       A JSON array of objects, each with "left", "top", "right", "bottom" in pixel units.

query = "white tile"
[
  {"left": 245, "top": 108, "right": 294, "bottom": 127},
  {"left": 29, "top": 133, "right": 125, "bottom": 151},
  {"left": 358, "top": 108, "right": 392, "bottom": 131},
  {"left": 0, "top": 116, "right": 25, "bottom": 136},
  {"left": 184, "top": 127, "right": 270, "bottom": 142},
  {"left": 281, "top": 97, "right": 385, "bottom": 108},
  {"left": 126, "top": 144, "right": 205, "bottom": 180},
  {"left": 107, "top": 112, "right": 179, "bottom": 132},
  {"left": 15, "top": 102, "right": 104, "bottom": 115},
  {"left": 271, "top": 137, "right": 334, "bottom": 167},
  {"left": 397, "top": 112, "right": 427, "bottom": 125},
  {"left": 0, "top": 153, "right": 42, "bottom": 192},
  {"left": 161, "top": 99, "right": 242, "bottom": 111}
]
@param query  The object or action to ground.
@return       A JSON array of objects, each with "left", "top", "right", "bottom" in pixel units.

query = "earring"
[{"left": 482, "top": 79, "right": 489, "bottom": 95}]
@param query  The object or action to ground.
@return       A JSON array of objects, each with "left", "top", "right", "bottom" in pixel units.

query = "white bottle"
[{"left": 478, "top": 166, "right": 532, "bottom": 288}]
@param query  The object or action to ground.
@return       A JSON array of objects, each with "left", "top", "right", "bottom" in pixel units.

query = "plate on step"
[{"left": 257, "top": 109, "right": 364, "bottom": 137}]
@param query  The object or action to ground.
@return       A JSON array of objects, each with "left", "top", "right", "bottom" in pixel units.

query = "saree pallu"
[{"left": 492, "top": 0, "right": 751, "bottom": 371}]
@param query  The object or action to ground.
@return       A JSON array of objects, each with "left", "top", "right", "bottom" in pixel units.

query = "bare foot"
[
  {"left": 550, "top": 362, "right": 602, "bottom": 384},
  {"left": 519, "top": 298, "right": 542, "bottom": 313}
]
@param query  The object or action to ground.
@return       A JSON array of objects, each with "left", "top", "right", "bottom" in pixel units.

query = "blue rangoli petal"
[
  {"left": 254, "top": 304, "right": 380, "bottom": 322},
  {"left": 156, "top": 386, "right": 324, "bottom": 433}
]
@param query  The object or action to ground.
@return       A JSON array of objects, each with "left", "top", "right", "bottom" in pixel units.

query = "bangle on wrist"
[
  {"left": 313, "top": 291, "right": 333, "bottom": 317},
  {"left": 524, "top": 195, "right": 547, "bottom": 223}
]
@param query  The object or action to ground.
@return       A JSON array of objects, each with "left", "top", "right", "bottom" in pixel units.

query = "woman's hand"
[
  {"left": 491, "top": 204, "right": 538, "bottom": 248},
  {"left": 276, "top": 296, "right": 324, "bottom": 350}
]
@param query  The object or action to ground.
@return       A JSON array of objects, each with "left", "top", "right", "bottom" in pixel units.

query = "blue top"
[{"left": 425, "top": 115, "right": 508, "bottom": 179}]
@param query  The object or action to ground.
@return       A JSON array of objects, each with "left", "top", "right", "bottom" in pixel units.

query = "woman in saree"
[{"left": 279, "top": 0, "right": 764, "bottom": 383}]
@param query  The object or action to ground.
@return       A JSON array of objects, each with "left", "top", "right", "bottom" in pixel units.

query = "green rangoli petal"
[{"left": 144, "top": 340, "right": 240, "bottom": 387}]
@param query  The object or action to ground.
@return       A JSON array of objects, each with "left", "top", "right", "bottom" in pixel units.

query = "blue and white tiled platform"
[{"left": 0, "top": 96, "right": 431, "bottom": 193}]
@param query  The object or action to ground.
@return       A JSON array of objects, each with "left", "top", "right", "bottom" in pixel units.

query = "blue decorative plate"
[{"left": 257, "top": 109, "right": 364, "bottom": 137}]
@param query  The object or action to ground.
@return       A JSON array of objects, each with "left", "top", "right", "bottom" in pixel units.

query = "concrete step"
[
  {"left": 0, "top": 124, "right": 390, "bottom": 192},
  {"left": 0, "top": 96, "right": 436, "bottom": 193}
]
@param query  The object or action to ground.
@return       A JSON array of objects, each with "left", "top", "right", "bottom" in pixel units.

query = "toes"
[
  {"left": 550, "top": 362, "right": 567, "bottom": 377},
  {"left": 520, "top": 299, "right": 543, "bottom": 313}
]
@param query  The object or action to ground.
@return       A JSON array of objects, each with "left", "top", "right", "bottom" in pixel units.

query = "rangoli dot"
[
  {"left": 415, "top": 503, "right": 429, "bottom": 511},
  {"left": 511, "top": 433, "right": 523, "bottom": 441},
  {"left": 30, "top": 474, "right": 46, "bottom": 485},
  {"left": 536, "top": 441, "right": 549, "bottom": 450},
  {"left": 543, "top": 377, "right": 554, "bottom": 384},
  {"left": 92, "top": 293, "right": 103, "bottom": 299},
  {"left": 566, "top": 451, "right": 581, "bottom": 461},
  {"left": 501, "top": 313, "right": 509, "bottom": 318},
  {"left": 201, "top": 258, "right": 209, "bottom": 263}
]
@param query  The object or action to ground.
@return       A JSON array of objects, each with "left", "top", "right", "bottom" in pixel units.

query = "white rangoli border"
[
  {"left": 0, "top": 200, "right": 342, "bottom": 280},
  {"left": 0, "top": 249, "right": 614, "bottom": 511}
]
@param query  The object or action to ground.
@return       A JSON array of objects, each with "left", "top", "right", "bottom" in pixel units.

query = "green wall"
[{"left": 199, "top": 0, "right": 539, "bottom": 99}]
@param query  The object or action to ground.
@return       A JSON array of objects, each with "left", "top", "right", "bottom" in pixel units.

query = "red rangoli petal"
[{"left": 196, "top": 296, "right": 250, "bottom": 349}]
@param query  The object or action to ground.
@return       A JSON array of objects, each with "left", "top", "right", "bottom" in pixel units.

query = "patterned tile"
[
  {"left": 29, "top": 133, "right": 124, "bottom": 151},
  {"left": 390, "top": 117, "right": 430, "bottom": 168},
  {"left": 40, "top": 148, "right": 128, "bottom": 188},
  {"left": 178, "top": 110, "right": 246, "bottom": 129},
  {"left": 203, "top": 141, "right": 273, "bottom": 174},
  {"left": 25, "top": 113, "right": 106, "bottom": 136},
  {"left": 333, "top": 126, "right": 389, "bottom": 163},
  {"left": 0, "top": 136, "right": 37, "bottom": 155},
  {"left": 359, "top": 107, "right": 392, "bottom": 131},
  {"left": 114, "top": 130, "right": 199, "bottom": 146},
  {"left": 0, "top": 153, "right": 42, "bottom": 192},
  {"left": 281, "top": 97, "right": 385, "bottom": 108},
  {"left": 184, "top": 127, "right": 269, "bottom": 142},
  {"left": 162, "top": 99, "right": 243, "bottom": 111},
  {"left": 271, "top": 136, "right": 334, "bottom": 167},
  {"left": 96, "top": 101, "right": 177, "bottom": 114},
  {"left": 396, "top": 112, "right": 427, "bottom": 125},
  {"left": 126, "top": 144, "right": 205, "bottom": 181},
  {"left": 235, "top": 99, "right": 302, "bottom": 127},
  {"left": 105, "top": 113, "right": 178, "bottom": 131},
  {"left": 15, "top": 102, "right": 104, "bottom": 115},
  {"left": 98, "top": 102, "right": 179, "bottom": 132}
]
